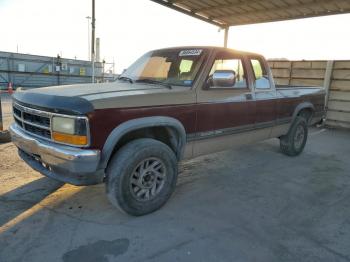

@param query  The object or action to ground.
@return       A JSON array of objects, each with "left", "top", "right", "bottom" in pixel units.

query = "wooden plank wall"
[{"left": 268, "top": 60, "right": 350, "bottom": 129}]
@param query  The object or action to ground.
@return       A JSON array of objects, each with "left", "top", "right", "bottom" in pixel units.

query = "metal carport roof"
[{"left": 150, "top": 0, "right": 350, "bottom": 28}]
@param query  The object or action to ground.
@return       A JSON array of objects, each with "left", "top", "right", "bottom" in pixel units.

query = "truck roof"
[{"left": 150, "top": 46, "right": 263, "bottom": 57}]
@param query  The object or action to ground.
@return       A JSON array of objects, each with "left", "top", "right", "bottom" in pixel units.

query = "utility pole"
[
  {"left": 102, "top": 59, "right": 105, "bottom": 82},
  {"left": 86, "top": 16, "right": 91, "bottom": 61},
  {"left": 113, "top": 57, "right": 115, "bottom": 75},
  {"left": 91, "top": 0, "right": 96, "bottom": 83},
  {"left": 56, "top": 55, "right": 61, "bottom": 86}
]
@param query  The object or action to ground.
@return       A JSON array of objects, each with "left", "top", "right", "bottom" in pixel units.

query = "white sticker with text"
[{"left": 179, "top": 49, "right": 203, "bottom": 56}]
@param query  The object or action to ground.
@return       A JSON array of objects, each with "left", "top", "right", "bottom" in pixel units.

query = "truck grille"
[{"left": 13, "top": 103, "right": 52, "bottom": 140}]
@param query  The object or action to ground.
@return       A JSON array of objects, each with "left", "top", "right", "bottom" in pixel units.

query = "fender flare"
[
  {"left": 292, "top": 102, "right": 315, "bottom": 122},
  {"left": 99, "top": 116, "right": 186, "bottom": 169},
  {"left": 287, "top": 102, "right": 315, "bottom": 132}
]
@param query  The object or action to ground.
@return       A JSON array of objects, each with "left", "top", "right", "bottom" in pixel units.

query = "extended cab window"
[
  {"left": 209, "top": 56, "right": 247, "bottom": 89},
  {"left": 251, "top": 59, "right": 271, "bottom": 89}
]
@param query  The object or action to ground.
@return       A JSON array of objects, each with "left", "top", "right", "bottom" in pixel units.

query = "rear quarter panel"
[{"left": 276, "top": 87, "right": 325, "bottom": 123}]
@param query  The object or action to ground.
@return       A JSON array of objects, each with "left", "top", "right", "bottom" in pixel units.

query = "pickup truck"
[{"left": 9, "top": 47, "right": 325, "bottom": 216}]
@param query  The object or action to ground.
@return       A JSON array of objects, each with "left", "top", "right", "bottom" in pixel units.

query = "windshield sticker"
[{"left": 179, "top": 49, "right": 203, "bottom": 57}]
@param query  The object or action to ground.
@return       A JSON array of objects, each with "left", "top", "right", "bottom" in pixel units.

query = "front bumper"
[{"left": 9, "top": 123, "right": 104, "bottom": 185}]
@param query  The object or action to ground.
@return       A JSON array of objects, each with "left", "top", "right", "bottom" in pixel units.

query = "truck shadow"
[{"left": 0, "top": 177, "right": 63, "bottom": 227}]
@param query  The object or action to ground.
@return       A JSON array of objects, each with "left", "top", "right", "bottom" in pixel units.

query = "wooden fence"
[{"left": 268, "top": 60, "right": 350, "bottom": 129}]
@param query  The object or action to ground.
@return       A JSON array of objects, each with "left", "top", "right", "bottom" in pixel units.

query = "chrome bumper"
[{"left": 9, "top": 123, "right": 104, "bottom": 185}]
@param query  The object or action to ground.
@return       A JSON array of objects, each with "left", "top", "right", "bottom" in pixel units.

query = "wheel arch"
[
  {"left": 99, "top": 116, "right": 186, "bottom": 169},
  {"left": 282, "top": 102, "right": 315, "bottom": 136},
  {"left": 292, "top": 102, "right": 315, "bottom": 124}
]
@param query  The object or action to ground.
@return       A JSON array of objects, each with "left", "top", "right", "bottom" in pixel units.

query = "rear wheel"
[
  {"left": 106, "top": 138, "right": 178, "bottom": 216},
  {"left": 280, "top": 116, "right": 308, "bottom": 156}
]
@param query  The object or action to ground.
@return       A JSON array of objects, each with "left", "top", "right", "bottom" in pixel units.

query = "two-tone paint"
[{"left": 12, "top": 47, "right": 325, "bottom": 185}]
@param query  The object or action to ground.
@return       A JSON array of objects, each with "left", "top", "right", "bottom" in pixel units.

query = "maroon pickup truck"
[{"left": 10, "top": 47, "right": 325, "bottom": 215}]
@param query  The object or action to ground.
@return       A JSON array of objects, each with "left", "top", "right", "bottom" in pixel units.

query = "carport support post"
[
  {"left": 324, "top": 60, "right": 334, "bottom": 111},
  {"left": 224, "top": 27, "right": 229, "bottom": 48}
]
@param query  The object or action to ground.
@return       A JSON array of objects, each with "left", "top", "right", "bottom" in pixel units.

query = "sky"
[{"left": 1, "top": 0, "right": 350, "bottom": 73}]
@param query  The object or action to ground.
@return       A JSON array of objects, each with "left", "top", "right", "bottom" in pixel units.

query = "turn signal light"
[{"left": 52, "top": 132, "right": 88, "bottom": 146}]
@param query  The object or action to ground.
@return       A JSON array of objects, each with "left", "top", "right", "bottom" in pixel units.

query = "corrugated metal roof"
[{"left": 150, "top": 0, "right": 350, "bottom": 27}]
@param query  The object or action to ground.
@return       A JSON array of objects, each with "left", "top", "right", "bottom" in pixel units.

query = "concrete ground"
[{"left": 0, "top": 127, "right": 350, "bottom": 262}]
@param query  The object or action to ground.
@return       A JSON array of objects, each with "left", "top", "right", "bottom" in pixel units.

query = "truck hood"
[
  {"left": 13, "top": 82, "right": 189, "bottom": 115},
  {"left": 22, "top": 81, "right": 168, "bottom": 98}
]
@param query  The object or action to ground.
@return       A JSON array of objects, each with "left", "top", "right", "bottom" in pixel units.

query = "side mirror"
[{"left": 210, "top": 70, "right": 237, "bottom": 87}]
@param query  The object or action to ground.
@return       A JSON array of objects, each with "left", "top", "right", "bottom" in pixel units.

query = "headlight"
[
  {"left": 52, "top": 116, "right": 88, "bottom": 146},
  {"left": 52, "top": 117, "right": 75, "bottom": 134}
]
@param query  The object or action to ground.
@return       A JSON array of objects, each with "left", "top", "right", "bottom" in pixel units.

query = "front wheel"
[
  {"left": 106, "top": 138, "right": 178, "bottom": 216},
  {"left": 280, "top": 116, "right": 308, "bottom": 156}
]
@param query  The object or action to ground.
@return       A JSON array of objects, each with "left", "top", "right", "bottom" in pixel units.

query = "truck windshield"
[{"left": 118, "top": 49, "right": 206, "bottom": 87}]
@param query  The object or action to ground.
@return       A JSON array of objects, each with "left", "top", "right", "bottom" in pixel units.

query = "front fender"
[{"left": 99, "top": 116, "right": 186, "bottom": 169}]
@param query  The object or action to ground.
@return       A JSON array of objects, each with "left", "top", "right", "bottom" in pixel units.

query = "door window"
[
  {"left": 209, "top": 57, "right": 247, "bottom": 89},
  {"left": 251, "top": 59, "right": 271, "bottom": 89}
]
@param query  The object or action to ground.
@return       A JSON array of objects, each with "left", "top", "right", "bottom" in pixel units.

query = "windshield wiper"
[
  {"left": 136, "top": 79, "right": 172, "bottom": 89},
  {"left": 117, "top": 76, "right": 133, "bottom": 83}
]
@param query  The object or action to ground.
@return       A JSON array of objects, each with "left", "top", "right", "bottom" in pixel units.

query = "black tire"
[
  {"left": 280, "top": 116, "right": 308, "bottom": 156},
  {"left": 106, "top": 138, "right": 178, "bottom": 216}
]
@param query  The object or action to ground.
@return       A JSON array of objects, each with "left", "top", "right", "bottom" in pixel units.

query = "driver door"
[{"left": 193, "top": 50, "right": 256, "bottom": 157}]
